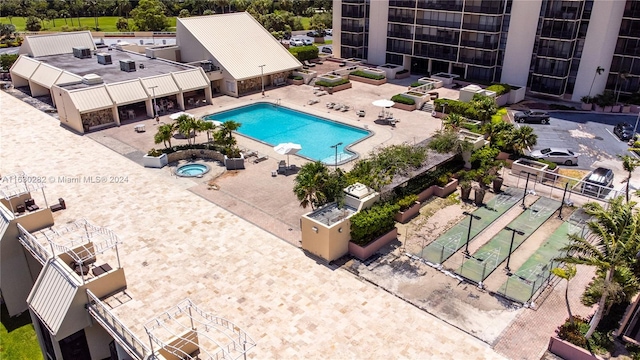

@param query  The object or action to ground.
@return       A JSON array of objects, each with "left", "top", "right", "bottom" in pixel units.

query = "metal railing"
[{"left": 17, "top": 223, "right": 51, "bottom": 265}]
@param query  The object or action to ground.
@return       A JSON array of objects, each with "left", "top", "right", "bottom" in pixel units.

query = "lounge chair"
[
  {"left": 308, "top": 99, "right": 319, "bottom": 105},
  {"left": 254, "top": 154, "right": 269, "bottom": 163},
  {"left": 316, "top": 91, "right": 328, "bottom": 96},
  {"left": 326, "top": 102, "right": 336, "bottom": 108},
  {"left": 334, "top": 104, "right": 343, "bottom": 110},
  {"left": 303, "top": 60, "right": 316, "bottom": 68},
  {"left": 277, "top": 160, "right": 288, "bottom": 174},
  {"left": 341, "top": 105, "right": 350, "bottom": 112},
  {"left": 356, "top": 110, "right": 366, "bottom": 117}
]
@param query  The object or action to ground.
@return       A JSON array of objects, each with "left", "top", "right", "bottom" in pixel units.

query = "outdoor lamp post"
[
  {"left": 522, "top": 172, "right": 532, "bottom": 209},
  {"left": 259, "top": 64, "right": 266, "bottom": 96},
  {"left": 463, "top": 211, "right": 482, "bottom": 255},
  {"left": 504, "top": 226, "right": 525, "bottom": 274},
  {"left": 331, "top": 142, "right": 343, "bottom": 170},
  {"left": 149, "top": 85, "right": 158, "bottom": 117}
]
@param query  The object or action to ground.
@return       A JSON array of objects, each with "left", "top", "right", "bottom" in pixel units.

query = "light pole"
[
  {"left": 504, "top": 226, "right": 525, "bottom": 274},
  {"left": 463, "top": 211, "right": 481, "bottom": 255},
  {"left": 522, "top": 172, "right": 532, "bottom": 209},
  {"left": 633, "top": 111, "right": 640, "bottom": 143},
  {"left": 331, "top": 142, "right": 343, "bottom": 170},
  {"left": 149, "top": 85, "right": 158, "bottom": 117},
  {"left": 259, "top": 64, "right": 266, "bottom": 96}
]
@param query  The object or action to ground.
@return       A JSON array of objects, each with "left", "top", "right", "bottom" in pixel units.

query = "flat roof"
[
  {"left": 37, "top": 49, "right": 194, "bottom": 88},
  {"left": 307, "top": 204, "right": 356, "bottom": 226}
]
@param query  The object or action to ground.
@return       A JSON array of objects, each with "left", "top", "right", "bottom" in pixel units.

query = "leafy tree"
[
  {"left": 0, "top": 24, "right": 16, "bottom": 38},
  {"left": 114, "top": 0, "right": 132, "bottom": 18},
  {"left": 214, "top": 0, "right": 230, "bottom": 13},
  {"left": 213, "top": 120, "right": 241, "bottom": 150},
  {"left": 130, "top": 0, "right": 170, "bottom": 31},
  {"left": 552, "top": 264, "right": 577, "bottom": 325},
  {"left": 293, "top": 161, "right": 331, "bottom": 209},
  {"left": 198, "top": 119, "right": 215, "bottom": 142},
  {"left": 154, "top": 123, "right": 174, "bottom": 148},
  {"left": 557, "top": 197, "right": 640, "bottom": 339},
  {"left": 291, "top": 0, "right": 311, "bottom": 16},
  {"left": 178, "top": 9, "right": 191, "bottom": 17},
  {"left": 231, "top": 0, "right": 250, "bottom": 12},
  {"left": 618, "top": 154, "right": 640, "bottom": 203},
  {"left": 25, "top": 16, "right": 42, "bottom": 31},
  {"left": 348, "top": 144, "right": 428, "bottom": 191},
  {"left": 482, "top": 120, "right": 513, "bottom": 147},
  {"left": 309, "top": 13, "right": 327, "bottom": 35},
  {"left": 470, "top": 94, "right": 497, "bottom": 122},
  {"left": 427, "top": 129, "right": 472, "bottom": 155},
  {"left": 504, "top": 125, "right": 537, "bottom": 155},
  {"left": 116, "top": 17, "right": 129, "bottom": 31},
  {"left": 46, "top": 10, "right": 59, "bottom": 27},
  {"left": 1, "top": 0, "right": 20, "bottom": 24},
  {"left": 174, "top": 114, "right": 198, "bottom": 146}
]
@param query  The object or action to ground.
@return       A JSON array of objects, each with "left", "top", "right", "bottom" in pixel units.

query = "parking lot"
[{"left": 519, "top": 111, "right": 638, "bottom": 170}]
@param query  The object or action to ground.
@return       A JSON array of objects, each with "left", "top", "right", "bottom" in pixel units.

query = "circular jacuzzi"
[{"left": 175, "top": 163, "right": 210, "bottom": 177}]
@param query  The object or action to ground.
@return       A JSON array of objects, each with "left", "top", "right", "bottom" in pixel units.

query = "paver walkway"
[{"left": 0, "top": 91, "right": 506, "bottom": 358}]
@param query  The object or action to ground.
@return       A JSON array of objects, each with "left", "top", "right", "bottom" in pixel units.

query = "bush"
[
  {"left": 315, "top": 78, "right": 350, "bottom": 87},
  {"left": 485, "top": 83, "right": 511, "bottom": 96},
  {"left": 556, "top": 316, "right": 589, "bottom": 348},
  {"left": 391, "top": 94, "right": 415, "bottom": 105},
  {"left": 288, "top": 75, "right": 303, "bottom": 80},
  {"left": 350, "top": 202, "right": 399, "bottom": 246},
  {"left": 396, "top": 160, "right": 464, "bottom": 197},
  {"left": 1, "top": 54, "right": 19, "bottom": 70},
  {"left": 158, "top": 143, "right": 223, "bottom": 155},
  {"left": 0, "top": 44, "right": 6, "bottom": 48},
  {"left": 434, "top": 98, "right": 473, "bottom": 116},
  {"left": 288, "top": 45, "right": 319, "bottom": 61},
  {"left": 116, "top": 17, "right": 129, "bottom": 31},
  {"left": 410, "top": 81, "right": 422, "bottom": 88},
  {"left": 25, "top": 16, "right": 42, "bottom": 32},
  {"left": 396, "top": 194, "right": 418, "bottom": 211},
  {"left": 436, "top": 173, "right": 452, "bottom": 187},
  {"left": 350, "top": 70, "right": 385, "bottom": 80}
]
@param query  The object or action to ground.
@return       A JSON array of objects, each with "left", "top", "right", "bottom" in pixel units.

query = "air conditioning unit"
[
  {"left": 72, "top": 47, "right": 92, "bottom": 59},
  {"left": 119, "top": 60, "right": 136, "bottom": 72},
  {"left": 82, "top": 74, "right": 103, "bottom": 85},
  {"left": 97, "top": 53, "right": 112, "bottom": 65},
  {"left": 200, "top": 61, "right": 213, "bottom": 72}
]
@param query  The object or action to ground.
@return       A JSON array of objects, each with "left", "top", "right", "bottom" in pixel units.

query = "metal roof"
[
  {"left": 22, "top": 31, "right": 96, "bottom": 57},
  {"left": 10, "top": 55, "right": 40, "bottom": 79},
  {"left": 106, "top": 79, "right": 149, "bottom": 105},
  {"left": 55, "top": 71, "right": 83, "bottom": 86},
  {"left": 68, "top": 85, "right": 114, "bottom": 113},
  {"left": 27, "top": 260, "right": 78, "bottom": 336},
  {"left": 30, "top": 63, "right": 63, "bottom": 88},
  {"left": 171, "top": 68, "right": 209, "bottom": 91},
  {"left": 177, "top": 13, "right": 302, "bottom": 80},
  {"left": 140, "top": 74, "right": 180, "bottom": 97}
]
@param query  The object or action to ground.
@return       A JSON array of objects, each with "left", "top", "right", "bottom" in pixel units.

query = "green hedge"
[
  {"left": 350, "top": 202, "right": 399, "bottom": 246},
  {"left": 485, "top": 83, "right": 511, "bottom": 96},
  {"left": 349, "top": 70, "right": 385, "bottom": 80},
  {"left": 288, "top": 45, "right": 319, "bottom": 61},
  {"left": 434, "top": 98, "right": 474, "bottom": 116},
  {"left": 315, "top": 78, "right": 350, "bottom": 87},
  {"left": 410, "top": 81, "right": 422, "bottom": 87},
  {"left": 391, "top": 94, "right": 415, "bottom": 105},
  {"left": 396, "top": 194, "right": 419, "bottom": 211}
]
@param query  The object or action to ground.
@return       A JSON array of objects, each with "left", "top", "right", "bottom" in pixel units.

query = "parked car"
[
  {"left": 581, "top": 167, "right": 614, "bottom": 198},
  {"left": 289, "top": 39, "right": 304, "bottom": 47},
  {"left": 302, "top": 38, "right": 313, "bottom": 46},
  {"left": 321, "top": 46, "right": 332, "bottom": 54},
  {"left": 513, "top": 110, "right": 550, "bottom": 124},
  {"left": 530, "top": 148, "right": 579, "bottom": 165},
  {"left": 613, "top": 122, "right": 635, "bottom": 141},
  {"left": 306, "top": 30, "right": 325, "bottom": 37},
  {"left": 325, "top": 29, "right": 332, "bottom": 36}
]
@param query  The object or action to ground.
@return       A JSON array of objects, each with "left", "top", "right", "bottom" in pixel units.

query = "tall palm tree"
[
  {"left": 551, "top": 264, "right": 577, "bottom": 325},
  {"left": 198, "top": 119, "right": 215, "bottom": 143},
  {"left": 618, "top": 154, "right": 640, "bottom": 203},
  {"left": 505, "top": 126, "right": 537, "bottom": 155},
  {"left": 482, "top": 121, "right": 513, "bottom": 146},
  {"left": 174, "top": 114, "right": 197, "bottom": 146},
  {"left": 588, "top": 66, "right": 605, "bottom": 97},
  {"left": 557, "top": 197, "right": 640, "bottom": 338},
  {"left": 154, "top": 124, "right": 174, "bottom": 148},
  {"left": 293, "top": 161, "right": 331, "bottom": 209},
  {"left": 213, "top": 120, "right": 241, "bottom": 149}
]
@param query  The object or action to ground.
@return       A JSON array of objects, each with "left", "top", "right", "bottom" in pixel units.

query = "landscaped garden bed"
[{"left": 348, "top": 70, "right": 387, "bottom": 85}]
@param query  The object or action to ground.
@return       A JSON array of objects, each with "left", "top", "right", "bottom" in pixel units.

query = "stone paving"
[{"left": 0, "top": 91, "right": 507, "bottom": 358}]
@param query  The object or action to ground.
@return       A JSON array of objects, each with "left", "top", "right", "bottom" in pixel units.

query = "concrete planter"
[
  {"left": 143, "top": 153, "right": 168, "bottom": 168},
  {"left": 292, "top": 70, "right": 317, "bottom": 85},
  {"left": 581, "top": 102, "right": 593, "bottom": 111},
  {"left": 604, "top": 106, "right": 613, "bottom": 112},
  {"left": 434, "top": 179, "right": 458, "bottom": 198},
  {"left": 497, "top": 151, "right": 515, "bottom": 168},
  {"left": 543, "top": 167, "right": 559, "bottom": 181},
  {"left": 507, "top": 86, "right": 526, "bottom": 104},
  {"left": 348, "top": 75, "right": 387, "bottom": 85},
  {"left": 595, "top": 105, "right": 604, "bottom": 112},
  {"left": 431, "top": 72, "right": 459, "bottom": 85},
  {"left": 495, "top": 93, "right": 508, "bottom": 107},
  {"left": 631, "top": 105, "right": 640, "bottom": 113},
  {"left": 511, "top": 158, "right": 549, "bottom": 179},
  {"left": 166, "top": 149, "right": 224, "bottom": 163},
  {"left": 622, "top": 105, "right": 631, "bottom": 113},
  {"left": 287, "top": 78, "right": 304, "bottom": 85},
  {"left": 395, "top": 71, "right": 410, "bottom": 79},
  {"left": 376, "top": 64, "right": 403, "bottom": 79},
  {"left": 612, "top": 105, "right": 621, "bottom": 113},
  {"left": 392, "top": 102, "right": 416, "bottom": 111},
  {"left": 224, "top": 154, "right": 245, "bottom": 170},
  {"left": 417, "top": 186, "right": 435, "bottom": 203},
  {"left": 548, "top": 337, "right": 597, "bottom": 360},
  {"left": 313, "top": 37, "right": 325, "bottom": 43},
  {"left": 349, "top": 227, "right": 398, "bottom": 260},
  {"left": 394, "top": 201, "right": 421, "bottom": 224},
  {"left": 322, "top": 82, "right": 352, "bottom": 94}
]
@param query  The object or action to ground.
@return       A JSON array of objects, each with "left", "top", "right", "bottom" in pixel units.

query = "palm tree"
[
  {"left": 618, "top": 154, "right": 640, "bottom": 203},
  {"left": 293, "top": 161, "right": 331, "bottom": 209},
  {"left": 213, "top": 120, "right": 241, "bottom": 149},
  {"left": 505, "top": 126, "right": 537, "bottom": 155},
  {"left": 154, "top": 124, "right": 174, "bottom": 148},
  {"left": 198, "top": 119, "right": 215, "bottom": 143},
  {"left": 551, "top": 264, "right": 577, "bottom": 325},
  {"left": 588, "top": 66, "right": 605, "bottom": 97},
  {"left": 174, "top": 114, "right": 197, "bottom": 146},
  {"left": 443, "top": 113, "right": 465, "bottom": 130},
  {"left": 482, "top": 121, "right": 513, "bottom": 146},
  {"left": 557, "top": 197, "right": 640, "bottom": 339}
]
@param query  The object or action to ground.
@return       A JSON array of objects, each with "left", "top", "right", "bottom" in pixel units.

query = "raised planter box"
[
  {"left": 287, "top": 78, "right": 304, "bottom": 85},
  {"left": 395, "top": 71, "right": 410, "bottom": 79},
  {"left": 394, "top": 201, "right": 421, "bottom": 223},
  {"left": 431, "top": 72, "right": 459, "bottom": 85},
  {"left": 495, "top": 93, "right": 508, "bottom": 107},
  {"left": 348, "top": 75, "right": 387, "bottom": 85},
  {"left": 224, "top": 154, "right": 245, "bottom": 170},
  {"left": 143, "top": 153, "right": 168, "bottom": 168},
  {"left": 548, "top": 337, "right": 598, "bottom": 360},
  {"left": 321, "top": 82, "right": 353, "bottom": 94},
  {"left": 543, "top": 167, "right": 559, "bottom": 181},
  {"left": 631, "top": 105, "right": 640, "bottom": 113},
  {"left": 511, "top": 158, "right": 549, "bottom": 179},
  {"left": 376, "top": 64, "right": 403, "bottom": 79},
  {"left": 507, "top": 86, "right": 526, "bottom": 104},
  {"left": 292, "top": 69, "right": 317, "bottom": 85},
  {"left": 581, "top": 102, "right": 593, "bottom": 111},
  {"left": 612, "top": 105, "right": 621, "bottom": 113},
  {"left": 417, "top": 186, "right": 435, "bottom": 203},
  {"left": 392, "top": 102, "right": 416, "bottom": 111},
  {"left": 348, "top": 227, "right": 398, "bottom": 260},
  {"left": 166, "top": 149, "right": 224, "bottom": 163},
  {"left": 497, "top": 151, "right": 515, "bottom": 168},
  {"left": 622, "top": 105, "right": 631, "bottom": 113},
  {"left": 418, "top": 77, "right": 444, "bottom": 89},
  {"left": 433, "top": 179, "right": 458, "bottom": 198}
]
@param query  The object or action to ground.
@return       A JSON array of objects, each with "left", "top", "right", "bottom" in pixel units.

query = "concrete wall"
[
  {"left": 571, "top": 0, "right": 626, "bottom": 102},
  {"left": 332, "top": 0, "right": 342, "bottom": 59},
  {"left": 146, "top": 46, "right": 180, "bottom": 62},
  {"left": 500, "top": 0, "right": 542, "bottom": 87},
  {"left": 300, "top": 216, "right": 352, "bottom": 262},
  {"left": 52, "top": 85, "right": 84, "bottom": 134},
  {"left": 85, "top": 320, "right": 116, "bottom": 360},
  {"left": 367, "top": 1, "right": 389, "bottom": 65}
]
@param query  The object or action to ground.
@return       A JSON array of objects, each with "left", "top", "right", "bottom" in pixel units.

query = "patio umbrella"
[
  {"left": 169, "top": 111, "right": 195, "bottom": 120},
  {"left": 372, "top": 99, "right": 395, "bottom": 118},
  {"left": 273, "top": 142, "right": 302, "bottom": 167}
]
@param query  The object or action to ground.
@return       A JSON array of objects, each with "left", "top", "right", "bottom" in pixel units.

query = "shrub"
[
  {"left": 556, "top": 316, "right": 589, "bottom": 348},
  {"left": 350, "top": 70, "right": 385, "bottom": 80},
  {"left": 1, "top": 53, "right": 19, "bottom": 70},
  {"left": 395, "top": 160, "right": 464, "bottom": 197},
  {"left": 288, "top": 45, "right": 319, "bottom": 61},
  {"left": 391, "top": 94, "right": 415, "bottom": 105},
  {"left": 315, "top": 78, "right": 350, "bottom": 87},
  {"left": 396, "top": 194, "right": 419, "bottom": 211},
  {"left": 410, "top": 81, "right": 422, "bottom": 88},
  {"left": 485, "top": 83, "right": 511, "bottom": 96},
  {"left": 350, "top": 202, "right": 399, "bottom": 246},
  {"left": 147, "top": 148, "right": 162, "bottom": 157},
  {"left": 0, "top": 44, "right": 6, "bottom": 48},
  {"left": 116, "top": 17, "right": 129, "bottom": 31},
  {"left": 25, "top": 16, "right": 42, "bottom": 32},
  {"left": 434, "top": 98, "right": 473, "bottom": 115},
  {"left": 436, "top": 173, "right": 452, "bottom": 187}
]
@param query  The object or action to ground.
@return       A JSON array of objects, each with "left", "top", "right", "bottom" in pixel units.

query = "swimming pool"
[{"left": 203, "top": 103, "right": 371, "bottom": 164}]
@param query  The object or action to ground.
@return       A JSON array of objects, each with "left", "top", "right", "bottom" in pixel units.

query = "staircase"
[{"left": 420, "top": 102, "right": 434, "bottom": 113}]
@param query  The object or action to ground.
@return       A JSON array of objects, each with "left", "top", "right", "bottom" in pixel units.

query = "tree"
[
  {"left": 214, "top": 0, "right": 230, "bottom": 13},
  {"left": 293, "top": 161, "right": 331, "bottom": 209},
  {"left": 470, "top": 94, "right": 498, "bottom": 122},
  {"left": 427, "top": 129, "right": 472, "bottom": 154},
  {"left": 178, "top": 9, "right": 191, "bottom": 17},
  {"left": 618, "top": 154, "right": 640, "bottom": 203},
  {"left": 551, "top": 264, "right": 577, "bottom": 325},
  {"left": 443, "top": 113, "right": 465, "bottom": 130},
  {"left": 557, "top": 197, "right": 640, "bottom": 339},
  {"left": 46, "top": 10, "right": 59, "bottom": 28},
  {"left": 114, "top": 0, "right": 132, "bottom": 18},
  {"left": 588, "top": 66, "right": 605, "bottom": 98},
  {"left": 198, "top": 119, "right": 215, "bottom": 142},
  {"left": 154, "top": 124, "right": 174, "bottom": 148},
  {"left": 174, "top": 114, "right": 198, "bottom": 146},
  {"left": 1, "top": 0, "right": 20, "bottom": 24},
  {"left": 25, "top": 16, "right": 42, "bottom": 31},
  {"left": 310, "top": 13, "right": 327, "bottom": 35},
  {"left": 482, "top": 120, "right": 513, "bottom": 147},
  {"left": 130, "top": 0, "right": 170, "bottom": 31},
  {"left": 203, "top": 9, "right": 215, "bottom": 15},
  {"left": 116, "top": 17, "right": 129, "bottom": 31},
  {"left": 231, "top": 0, "right": 250, "bottom": 12},
  {"left": 0, "top": 54, "right": 19, "bottom": 71},
  {"left": 0, "top": 24, "right": 16, "bottom": 38},
  {"left": 504, "top": 125, "right": 537, "bottom": 155},
  {"left": 213, "top": 120, "right": 241, "bottom": 150}
]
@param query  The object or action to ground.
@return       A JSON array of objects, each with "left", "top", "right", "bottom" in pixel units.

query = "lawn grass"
[
  {"left": 0, "top": 16, "right": 177, "bottom": 32},
  {"left": 557, "top": 168, "right": 590, "bottom": 190},
  {"left": 0, "top": 303, "right": 43, "bottom": 360}
]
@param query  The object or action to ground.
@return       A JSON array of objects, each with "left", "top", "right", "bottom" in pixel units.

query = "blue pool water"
[
  {"left": 176, "top": 163, "right": 210, "bottom": 177},
  {"left": 203, "top": 103, "right": 371, "bottom": 164}
]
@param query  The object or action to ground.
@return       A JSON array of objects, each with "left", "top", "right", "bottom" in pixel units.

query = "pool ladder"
[{"left": 274, "top": 98, "right": 281, "bottom": 107}]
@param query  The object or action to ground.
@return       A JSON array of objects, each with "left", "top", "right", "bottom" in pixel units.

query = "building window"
[{"left": 386, "top": 53, "right": 404, "bottom": 65}]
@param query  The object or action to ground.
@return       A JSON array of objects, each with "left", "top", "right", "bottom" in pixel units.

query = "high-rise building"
[{"left": 333, "top": 0, "right": 640, "bottom": 102}]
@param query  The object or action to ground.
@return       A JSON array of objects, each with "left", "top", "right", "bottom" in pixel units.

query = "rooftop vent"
[
  {"left": 96, "top": 53, "right": 112, "bottom": 65},
  {"left": 72, "top": 47, "right": 92, "bottom": 59},
  {"left": 82, "top": 74, "right": 103, "bottom": 85},
  {"left": 344, "top": 183, "right": 372, "bottom": 199},
  {"left": 119, "top": 60, "right": 136, "bottom": 72}
]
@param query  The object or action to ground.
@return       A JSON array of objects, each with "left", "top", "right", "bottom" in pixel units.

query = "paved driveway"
[{"left": 517, "top": 112, "right": 638, "bottom": 170}]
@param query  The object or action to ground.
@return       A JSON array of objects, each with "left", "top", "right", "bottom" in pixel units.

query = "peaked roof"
[
  {"left": 177, "top": 13, "right": 302, "bottom": 80},
  {"left": 10, "top": 55, "right": 40, "bottom": 78},
  {"left": 68, "top": 85, "right": 114, "bottom": 113},
  {"left": 21, "top": 31, "right": 96, "bottom": 58}
]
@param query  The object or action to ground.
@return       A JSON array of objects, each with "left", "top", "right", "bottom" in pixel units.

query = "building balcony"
[
  {"left": 460, "top": 40, "right": 499, "bottom": 49},
  {"left": 414, "top": 35, "right": 459, "bottom": 45},
  {"left": 461, "top": 23, "right": 501, "bottom": 32},
  {"left": 417, "top": 0, "right": 463, "bottom": 11},
  {"left": 388, "top": 16, "right": 416, "bottom": 24},
  {"left": 416, "top": 19, "right": 461, "bottom": 28},
  {"left": 387, "top": 32, "right": 414, "bottom": 40},
  {"left": 463, "top": 5, "right": 504, "bottom": 14},
  {"left": 458, "top": 56, "right": 496, "bottom": 66}
]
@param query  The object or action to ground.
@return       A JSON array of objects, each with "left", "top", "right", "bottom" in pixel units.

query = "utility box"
[
  {"left": 72, "top": 47, "right": 92, "bottom": 59},
  {"left": 97, "top": 53, "right": 112, "bottom": 65},
  {"left": 119, "top": 60, "right": 136, "bottom": 72}
]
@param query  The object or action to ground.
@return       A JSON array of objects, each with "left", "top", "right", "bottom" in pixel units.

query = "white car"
[
  {"left": 302, "top": 38, "right": 313, "bottom": 46},
  {"left": 289, "top": 39, "right": 304, "bottom": 47},
  {"left": 325, "top": 29, "right": 333, "bottom": 36},
  {"left": 530, "top": 147, "right": 579, "bottom": 165}
]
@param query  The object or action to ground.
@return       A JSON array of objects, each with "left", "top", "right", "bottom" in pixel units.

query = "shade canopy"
[
  {"left": 273, "top": 143, "right": 302, "bottom": 156},
  {"left": 372, "top": 99, "right": 395, "bottom": 108},
  {"left": 169, "top": 111, "right": 195, "bottom": 120}
]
